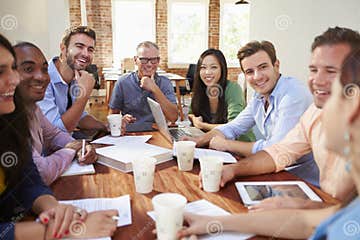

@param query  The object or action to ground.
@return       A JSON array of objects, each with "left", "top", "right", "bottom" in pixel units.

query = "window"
[
  {"left": 168, "top": 0, "right": 209, "bottom": 67},
  {"left": 112, "top": 0, "right": 156, "bottom": 67},
  {"left": 220, "top": 0, "right": 250, "bottom": 67}
]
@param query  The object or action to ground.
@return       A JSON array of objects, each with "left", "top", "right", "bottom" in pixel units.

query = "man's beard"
[{"left": 65, "top": 51, "right": 87, "bottom": 71}]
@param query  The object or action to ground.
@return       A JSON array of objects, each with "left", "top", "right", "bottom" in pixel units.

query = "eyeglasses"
[{"left": 137, "top": 57, "right": 160, "bottom": 64}]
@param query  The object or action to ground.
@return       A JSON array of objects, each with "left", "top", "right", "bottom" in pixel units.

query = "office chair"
[
  {"left": 178, "top": 63, "right": 196, "bottom": 95},
  {"left": 86, "top": 64, "right": 101, "bottom": 89}
]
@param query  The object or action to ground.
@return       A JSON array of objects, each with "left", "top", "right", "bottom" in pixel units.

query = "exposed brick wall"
[{"left": 68, "top": 0, "right": 240, "bottom": 83}]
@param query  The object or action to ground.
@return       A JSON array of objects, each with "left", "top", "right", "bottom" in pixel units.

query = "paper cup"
[
  {"left": 175, "top": 141, "right": 196, "bottom": 171},
  {"left": 199, "top": 156, "right": 223, "bottom": 192},
  {"left": 132, "top": 157, "right": 156, "bottom": 194},
  {"left": 107, "top": 114, "right": 122, "bottom": 137},
  {"left": 152, "top": 193, "right": 187, "bottom": 240}
]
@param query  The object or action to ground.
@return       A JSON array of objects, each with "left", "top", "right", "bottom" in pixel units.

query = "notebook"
[
  {"left": 61, "top": 160, "right": 95, "bottom": 176},
  {"left": 147, "top": 97, "right": 204, "bottom": 143}
]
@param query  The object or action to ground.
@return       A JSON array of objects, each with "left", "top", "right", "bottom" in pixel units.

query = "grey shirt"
[{"left": 109, "top": 71, "right": 177, "bottom": 124}]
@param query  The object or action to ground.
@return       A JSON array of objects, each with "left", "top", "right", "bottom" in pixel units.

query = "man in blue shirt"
[
  {"left": 185, "top": 41, "right": 318, "bottom": 185},
  {"left": 109, "top": 41, "right": 178, "bottom": 125},
  {"left": 38, "top": 26, "right": 107, "bottom": 133}
]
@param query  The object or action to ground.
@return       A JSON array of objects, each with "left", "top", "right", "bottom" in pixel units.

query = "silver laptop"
[{"left": 147, "top": 97, "right": 204, "bottom": 143}]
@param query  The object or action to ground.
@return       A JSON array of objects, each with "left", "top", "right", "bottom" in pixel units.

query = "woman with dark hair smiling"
[
  {"left": 0, "top": 34, "right": 118, "bottom": 239},
  {"left": 189, "top": 48, "right": 254, "bottom": 141}
]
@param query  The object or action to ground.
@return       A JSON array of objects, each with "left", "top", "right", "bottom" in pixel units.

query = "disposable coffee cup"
[
  {"left": 152, "top": 193, "right": 187, "bottom": 240},
  {"left": 199, "top": 156, "right": 223, "bottom": 192},
  {"left": 107, "top": 114, "right": 122, "bottom": 137},
  {"left": 175, "top": 141, "right": 196, "bottom": 171},
  {"left": 132, "top": 157, "right": 156, "bottom": 194}
]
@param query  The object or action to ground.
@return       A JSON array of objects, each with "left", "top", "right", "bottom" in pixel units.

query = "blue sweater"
[{"left": 0, "top": 157, "right": 52, "bottom": 239}]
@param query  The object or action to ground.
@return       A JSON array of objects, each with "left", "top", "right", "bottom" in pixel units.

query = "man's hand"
[
  {"left": 199, "top": 164, "right": 235, "bottom": 189},
  {"left": 75, "top": 70, "right": 95, "bottom": 99},
  {"left": 140, "top": 74, "right": 157, "bottom": 92},
  {"left": 247, "top": 196, "right": 330, "bottom": 211},
  {"left": 209, "top": 136, "right": 227, "bottom": 151},
  {"left": 121, "top": 114, "right": 136, "bottom": 135}
]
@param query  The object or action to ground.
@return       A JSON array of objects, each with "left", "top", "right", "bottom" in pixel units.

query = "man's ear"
[{"left": 274, "top": 59, "right": 280, "bottom": 70}]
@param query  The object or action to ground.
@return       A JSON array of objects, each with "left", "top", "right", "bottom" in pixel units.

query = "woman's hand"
[
  {"left": 192, "top": 116, "right": 204, "bottom": 129},
  {"left": 39, "top": 204, "right": 87, "bottom": 238},
  {"left": 77, "top": 144, "right": 97, "bottom": 165},
  {"left": 67, "top": 210, "right": 118, "bottom": 239}
]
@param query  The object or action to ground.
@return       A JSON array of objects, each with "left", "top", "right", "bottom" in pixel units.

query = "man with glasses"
[{"left": 109, "top": 41, "right": 178, "bottom": 126}]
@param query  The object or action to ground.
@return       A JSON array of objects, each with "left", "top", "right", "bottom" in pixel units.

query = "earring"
[{"left": 343, "top": 131, "right": 352, "bottom": 172}]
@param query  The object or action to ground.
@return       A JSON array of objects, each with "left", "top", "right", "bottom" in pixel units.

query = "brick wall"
[{"left": 68, "top": 0, "right": 241, "bottom": 82}]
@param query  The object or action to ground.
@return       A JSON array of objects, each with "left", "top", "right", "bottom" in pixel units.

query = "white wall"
[
  {"left": 0, "top": 0, "right": 70, "bottom": 60},
  {"left": 249, "top": 0, "right": 360, "bottom": 82}
]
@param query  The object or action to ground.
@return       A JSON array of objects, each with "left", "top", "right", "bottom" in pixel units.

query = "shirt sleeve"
[
  {"left": 32, "top": 147, "right": 75, "bottom": 185},
  {"left": 40, "top": 111, "right": 74, "bottom": 154},
  {"left": 109, "top": 78, "right": 124, "bottom": 110},
  {"left": 37, "top": 84, "right": 67, "bottom": 131},
  {"left": 263, "top": 110, "right": 312, "bottom": 172},
  {"left": 0, "top": 222, "right": 15, "bottom": 240},
  {"left": 215, "top": 100, "right": 256, "bottom": 139},
  {"left": 252, "top": 94, "right": 312, "bottom": 153},
  {"left": 18, "top": 156, "right": 53, "bottom": 211},
  {"left": 159, "top": 77, "right": 177, "bottom": 104},
  {"left": 225, "top": 82, "right": 246, "bottom": 121}
]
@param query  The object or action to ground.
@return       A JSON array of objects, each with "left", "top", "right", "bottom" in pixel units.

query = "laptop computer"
[{"left": 147, "top": 97, "right": 204, "bottom": 143}]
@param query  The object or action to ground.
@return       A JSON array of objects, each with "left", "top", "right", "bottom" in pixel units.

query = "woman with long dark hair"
[
  {"left": 0, "top": 34, "right": 117, "bottom": 239},
  {"left": 190, "top": 49, "right": 254, "bottom": 141}
]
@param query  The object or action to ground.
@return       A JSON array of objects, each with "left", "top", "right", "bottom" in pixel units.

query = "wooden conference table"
[
  {"left": 51, "top": 131, "right": 339, "bottom": 240},
  {"left": 105, "top": 72, "right": 187, "bottom": 120}
]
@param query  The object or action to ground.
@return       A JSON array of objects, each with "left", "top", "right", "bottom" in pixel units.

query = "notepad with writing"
[
  {"left": 96, "top": 142, "right": 173, "bottom": 172},
  {"left": 61, "top": 160, "right": 95, "bottom": 176},
  {"left": 60, "top": 195, "right": 132, "bottom": 240},
  {"left": 147, "top": 199, "right": 254, "bottom": 239}
]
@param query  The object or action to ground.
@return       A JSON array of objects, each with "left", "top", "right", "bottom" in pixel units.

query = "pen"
[{"left": 81, "top": 139, "right": 85, "bottom": 159}]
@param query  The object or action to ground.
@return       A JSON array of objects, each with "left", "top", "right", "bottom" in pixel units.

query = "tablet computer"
[{"left": 235, "top": 181, "right": 322, "bottom": 206}]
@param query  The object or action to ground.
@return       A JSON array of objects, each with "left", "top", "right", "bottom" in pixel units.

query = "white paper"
[
  {"left": 60, "top": 195, "right": 131, "bottom": 240},
  {"left": 148, "top": 199, "right": 254, "bottom": 239},
  {"left": 61, "top": 161, "right": 95, "bottom": 176},
  {"left": 96, "top": 143, "right": 172, "bottom": 164},
  {"left": 173, "top": 146, "right": 237, "bottom": 164},
  {"left": 91, "top": 135, "right": 152, "bottom": 145}
]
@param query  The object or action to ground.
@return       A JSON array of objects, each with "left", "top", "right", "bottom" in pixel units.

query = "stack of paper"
[
  {"left": 96, "top": 142, "right": 173, "bottom": 172},
  {"left": 91, "top": 135, "right": 152, "bottom": 145}
]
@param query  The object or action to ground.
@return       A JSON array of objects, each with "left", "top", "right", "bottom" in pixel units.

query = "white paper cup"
[
  {"left": 152, "top": 193, "right": 187, "bottom": 240},
  {"left": 175, "top": 141, "right": 196, "bottom": 171},
  {"left": 132, "top": 157, "right": 156, "bottom": 194},
  {"left": 107, "top": 114, "right": 122, "bottom": 137},
  {"left": 199, "top": 156, "right": 223, "bottom": 192}
]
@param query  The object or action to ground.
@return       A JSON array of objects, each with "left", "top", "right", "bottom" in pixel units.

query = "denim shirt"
[
  {"left": 109, "top": 71, "right": 177, "bottom": 125},
  {"left": 37, "top": 57, "right": 88, "bottom": 132},
  {"left": 310, "top": 198, "right": 360, "bottom": 240}
]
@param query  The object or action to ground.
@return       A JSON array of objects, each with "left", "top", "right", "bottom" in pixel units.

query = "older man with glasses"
[{"left": 109, "top": 41, "right": 178, "bottom": 127}]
